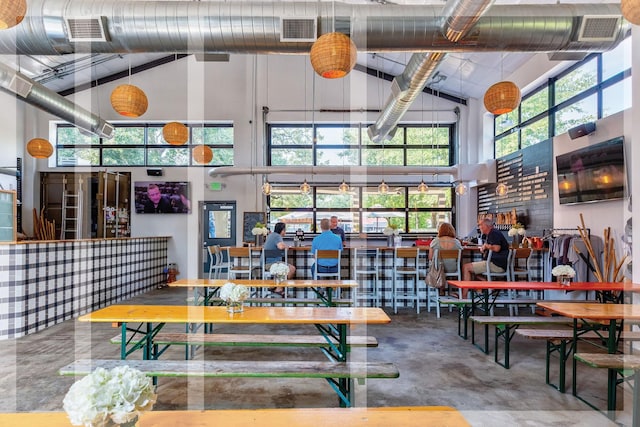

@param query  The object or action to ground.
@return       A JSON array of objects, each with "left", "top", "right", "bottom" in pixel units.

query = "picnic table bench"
[
  {"left": 111, "top": 332, "right": 378, "bottom": 360},
  {"left": 575, "top": 353, "right": 640, "bottom": 427}
]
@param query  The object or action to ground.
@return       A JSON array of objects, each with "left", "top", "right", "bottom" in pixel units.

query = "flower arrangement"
[
  {"left": 508, "top": 222, "right": 526, "bottom": 237},
  {"left": 63, "top": 365, "right": 156, "bottom": 427},
  {"left": 219, "top": 282, "right": 250, "bottom": 303},
  {"left": 551, "top": 265, "right": 576, "bottom": 278},
  {"left": 251, "top": 222, "right": 268, "bottom": 236},
  {"left": 383, "top": 224, "right": 400, "bottom": 236},
  {"left": 269, "top": 262, "right": 289, "bottom": 278}
]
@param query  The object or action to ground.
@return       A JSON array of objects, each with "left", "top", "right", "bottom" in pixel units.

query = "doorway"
[{"left": 200, "top": 201, "right": 236, "bottom": 278}]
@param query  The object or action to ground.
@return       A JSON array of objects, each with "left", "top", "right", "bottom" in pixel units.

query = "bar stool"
[
  {"left": 392, "top": 247, "right": 421, "bottom": 314},
  {"left": 352, "top": 247, "right": 380, "bottom": 307},
  {"left": 431, "top": 248, "right": 462, "bottom": 317},
  {"left": 227, "top": 247, "right": 257, "bottom": 280},
  {"left": 510, "top": 247, "right": 534, "bottom": 313},
  {"left": 208, "top": 245, "right": 229, "bottom": 280},
  {"left": 261, "top": 248, "right": 289, "bottom": 298},
  {"left": 479, "top": 250, "right": 512, "bottom": 315},
  {"left": 313, "top": 249, "right": 342, "bottom": 298}
]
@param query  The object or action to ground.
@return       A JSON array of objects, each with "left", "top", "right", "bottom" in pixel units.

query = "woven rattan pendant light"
[
  {"left": 110, "top": 84, "right": 148, "bottom": 117},
  {"left": 455, "top": 182, "right": 468, "bottom": 196},
  {"left": 0, "top": 0, "right": 26, "bottom": 30},
  {"left": 496, "top": 182, "right": 508, "bottom": 196},
  {"left": 26, "top": 138, "right": 53, "bottom": 158},
  {"left": 310, "top": 32, "right": 357, "bottom": 79},
  {"left": 162, "top": 122, "right": 188, "bottom": 145},
  {"left": 484, "top": 81, "right": 521, "bottom": 115},
  {"left": 193, "top": 145, "right": 213, "bottom": 164},
  {"left": 621, "top": 0, "right": 640, "bottom": 25}
]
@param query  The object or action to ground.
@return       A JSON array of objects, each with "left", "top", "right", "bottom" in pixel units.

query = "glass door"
[{"left": 200, "top": 201, "right": 236, "bottom": 277}]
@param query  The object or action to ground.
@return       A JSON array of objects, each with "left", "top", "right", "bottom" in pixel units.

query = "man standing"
[
  {"left": 143, "top": 184, "right": 172, "bottom": 213},
  {"left": 311, "top": 218, "right": 343, "bottom": 278},
  {"left": 329, "top": 215, "right": 346, "bottom": 242},
  {"left": 462, "top": 218, "right": 509, "bottom": 282}
]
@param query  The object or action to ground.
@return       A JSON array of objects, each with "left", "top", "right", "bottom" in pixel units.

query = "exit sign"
[{"left": 209, "top": 182, "right": 223, "bottom": 191}]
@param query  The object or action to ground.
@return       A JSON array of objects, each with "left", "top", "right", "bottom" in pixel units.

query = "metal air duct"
[
  {"left": 0, "top": 1, "right": 627, "bottom": 55},
  {"left": 0, "top": 61, "right": 114, "bottom": 138},
  {"left": 368, "top": 0, "right": 494, "bottom": 143}
]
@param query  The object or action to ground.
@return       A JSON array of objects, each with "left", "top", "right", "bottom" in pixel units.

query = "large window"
[
  {"left": 267, "top": 123, "right": 455, "bottom": 235},
  {"left": 267, "top": 185, "right": 453, "bottom": 235},
  {"left": 55, "top": 123, "right": 234, "bottom": 167},
  {"left": 493, "top": 36, "right": 632, "bottom": 157}
]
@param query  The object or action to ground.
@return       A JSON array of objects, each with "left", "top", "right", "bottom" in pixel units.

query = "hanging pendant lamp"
[
  {"left": 310, "top": 32, "right": 357, "bottom": 79},
  {"left": 26, "top": 138, "right": 53, "bottom": 158},
  {"left": 417, "top": 180, "right": 428, "bottom": 193},
  {"left": 0, "top": 0, "right": 26, "bottom": 30},
  {"left": 378, "top": 180, "right": 389, "bottom": 194},
  {"left": 455, "top": 182, "right": 468, "bottom": 196},
  {"left": 162, "top": 122, "right": 188, "bottom": 145},
  {"left": 338, "top": 180, "right": 350, "bottom": 194},
  {"left": 300, "top": 179, "right": 311, "bottom": 195},
  {"left": 110, "top": 84, "right": 148, "bottom": 118},
  {"left": 483, "top": 81, "right": 521, "bottom": 115},
  {"left": 193, "top": 145, "right": 213, "bottom": 164},
  {"left": 261, "top": 180, "right": 272, "bottom": 196},
  {"left": 496, "top": 182, "right": 508, "bottom": 196},
  {"left": 621, "top": 0, "right": 640, "bottom": 25}
]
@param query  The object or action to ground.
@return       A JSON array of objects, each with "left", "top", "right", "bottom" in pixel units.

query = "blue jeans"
[{"left": 311, "top": 263, "right": 338, "bottom": 279}]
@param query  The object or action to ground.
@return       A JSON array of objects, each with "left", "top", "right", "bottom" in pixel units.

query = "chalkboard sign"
[
  {"left": 242, "top": 212, "right": 266, "bottom": 244},
  {"left": 0, "top": 190, "right": 17, "bottom": 242}
]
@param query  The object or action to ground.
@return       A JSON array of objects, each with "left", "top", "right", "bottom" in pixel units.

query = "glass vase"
[
  {"left": 557, "top": 275, "right": 571, "bottom": 286},
  {"left": 274, "top": 274, "right": 286, "bottom": 286},
  {"left": 116, "top": 416, "right": 138, "bottom": 427},
  {"left": 226, "top": 301, "right": 244, "bottom": 313}
]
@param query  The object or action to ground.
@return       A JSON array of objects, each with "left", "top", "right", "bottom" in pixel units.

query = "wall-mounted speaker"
[
  {"left": 568, "top": 122, "right": 596, "bottom": 140},
  {"left": 146, "top": 168, "right": 163, "bottom": 177}
]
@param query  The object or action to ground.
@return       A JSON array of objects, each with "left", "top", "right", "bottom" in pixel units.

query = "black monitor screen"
[{"left": 555, "top": 137, "right": 625, "bottom": 205}]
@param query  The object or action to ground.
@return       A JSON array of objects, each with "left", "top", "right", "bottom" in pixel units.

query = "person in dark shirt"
[
  {"left": 143, "top": 184, "right": 172, "bottom": 213},
  {"left": 329, "top": 215, "right": 346, "bottom": 242},
  {"left": 462, "top": 218, "right": 509, "bottom": 282}
]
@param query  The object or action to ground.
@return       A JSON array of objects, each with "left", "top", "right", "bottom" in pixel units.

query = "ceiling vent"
[
  {"left": 280, "top": 17, "right": 317, "bottom": 42},
  {"left": 8, "top": 74, "right": 33, "bottom": 97},
  {"left": 577, "top": 15, "right": 620, "bottom": 42},
  {"left": 64, "top": 17, "right": 110, "bottom": 42},
  {"left": 100, "top": 122, "right": 115, "bottom": 139}
]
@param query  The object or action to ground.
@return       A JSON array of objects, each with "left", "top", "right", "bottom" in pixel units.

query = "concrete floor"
[{"left": 0, "top": 286, "right": 633, "bottom": 426}]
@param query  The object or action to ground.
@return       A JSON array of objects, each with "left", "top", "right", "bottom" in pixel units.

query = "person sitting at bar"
[
  {"left": 263, "top": 222, "right": 296, "bottom": 296},
  {"left": 430, "top": 222, "right": 464, "bottom": 296},
  {"left": 311, "top": 218, "right": 343, "bottom": 278},
  {"left": 329, "top": 215, "right": 346, "bottom": 242},
  {"left": 462, "top": 218, "right": 509, "bottom": 286}
]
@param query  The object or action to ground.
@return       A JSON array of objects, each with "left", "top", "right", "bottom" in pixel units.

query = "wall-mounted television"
[
  {"left": 134, "top": 181, "right": 191, "bottom": 214},
  {"left": 555, "top": 137, "right": 625, "bottom": 205}
]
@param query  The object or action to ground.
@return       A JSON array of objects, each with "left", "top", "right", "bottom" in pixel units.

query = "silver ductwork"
[
  {"left": 0, "top": 1, "right": 627, "bottom": 55},
  {"left": 369, "top": 0, "right": 494, "bottom": 143},
  {"left": 0, "top": 61, "right": 114, "bottom": 139}
]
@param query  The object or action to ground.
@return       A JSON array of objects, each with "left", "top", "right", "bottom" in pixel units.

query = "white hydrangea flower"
[
  {"left": 219, "top": 282, "right": 249, "bottom": 303},
  {"left": 63, "top": 365, "right": 156, "bottom": 427},
  {"left": 269, "top": 262, "right": 289, "bottom": 277},
  {"left": 552, "top": 265, "right": 576, "bottom": 278}
]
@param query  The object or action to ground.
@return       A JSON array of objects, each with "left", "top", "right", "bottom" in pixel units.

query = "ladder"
[{"left": 60, "top": 177, "right": 83, "bottom": 239}]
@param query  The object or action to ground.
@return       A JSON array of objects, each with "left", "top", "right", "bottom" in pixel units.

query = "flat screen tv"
[
  {"left": 555, "top": 137, "right": 625, "bottom": 205},
  {"left": 134, "top": 181, "right": 191, "bottom": 214}
]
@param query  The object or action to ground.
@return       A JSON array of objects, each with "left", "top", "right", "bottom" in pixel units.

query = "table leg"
[{"left": 606, "top": 319, "right": 618, "bottom": 417}]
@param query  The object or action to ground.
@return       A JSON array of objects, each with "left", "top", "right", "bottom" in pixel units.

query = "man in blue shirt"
[{"left": 311, "top": 218, "right": 343, "bottom": 278}]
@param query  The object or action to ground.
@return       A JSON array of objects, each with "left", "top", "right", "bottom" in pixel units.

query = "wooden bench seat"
[
  {"left": 468, "top": 315, "right": 572, "bottom": 367},
  {"left": 187, "top": 296, "right": 354, "bottom": 306},
  {"left": 59, "top": 358, "right": 399, "bottom": 407},
  {"left": 111, "top": 332, "right": 378, "bottom": 356},
  {"left": 575, "top": 353, "right": 640, "bottom": 427},
  {"left": 516, "top": 329, "right": 640, "bottom": 393},
  {"left": 59, "top": 359, "right": 399, "bottom": 379}
]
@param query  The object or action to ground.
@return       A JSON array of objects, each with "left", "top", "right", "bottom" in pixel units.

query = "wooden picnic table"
[
  {"left": 537, "top": 302, "right": 640, "bottom": 418},
  {"left": 0, "top": 406, "right": 471, "bottom": 426},
  {"left": 77, "top": 305, "right": 391, "bottom": 408}
]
